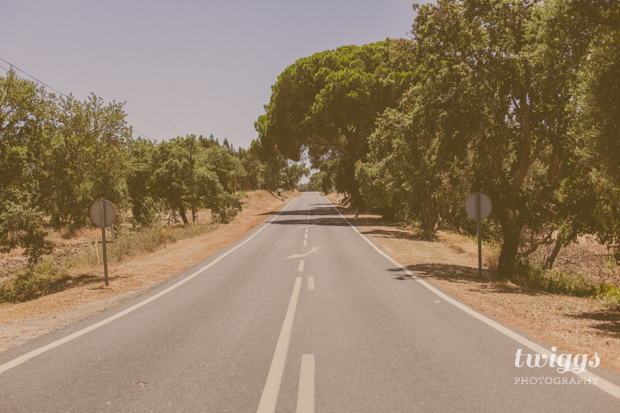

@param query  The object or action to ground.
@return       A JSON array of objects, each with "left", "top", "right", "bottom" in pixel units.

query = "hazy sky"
[{"left": 1, "top": 0, "right": 420, "bottom": 150}]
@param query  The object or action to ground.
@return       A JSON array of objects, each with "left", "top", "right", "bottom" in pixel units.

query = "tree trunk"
[
  {"left": 349, "top": 186, "right": 363, "bottom": 210},
  {"left": 498, "top": 225, "right": 522, "bottom": 278},
  {"left": 544, "top": 241, "right": 562, "bottom": 270},
  {"left": 189, "top": 145, "right": 196, "bottom": 223},
  {"left": 421, "top": 199, "right": 437, "bottom": 234},
  {"left": 381, "top": 207, "right": 396, "bottom": 221},
  {"left": 177, "top": 202, "right": 189, "bottom": 225}
]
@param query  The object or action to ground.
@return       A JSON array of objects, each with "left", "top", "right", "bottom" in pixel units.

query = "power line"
[
  {"left": 204, "top": 152, "right": 231, "bottom": 162},
  {"left": 0, "top": 64, "right": 25, "bottom": 80},
  {"left": 0, "top": 57, "right": 157, "bottom": 142},
  {"left": 0, "top": 57, "right": 68, "bottom": 98}
]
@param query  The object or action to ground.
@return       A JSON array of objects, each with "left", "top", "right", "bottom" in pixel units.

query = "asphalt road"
[{"left": 1, "top": 192, "right": 620, "bottom": 412}]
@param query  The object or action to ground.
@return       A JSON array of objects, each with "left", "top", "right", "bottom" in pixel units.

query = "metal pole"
[
  {"left": 189, "top": 144, "right": 196, "bottom": 223},
  {"left": 101, "top": 200, "right": 109, "bottom": 286},
  {"left": 477, "top": 192, "right": 482, "bottom": 278}
]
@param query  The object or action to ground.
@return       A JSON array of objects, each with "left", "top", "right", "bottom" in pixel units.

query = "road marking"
[
  {"left": 296, "top": 354, "right": 315, "bottom": 413},
  {"left": 305, "top": 228, "right": 308, "bottom": 233},
  {"left": 287, "top": 246, "right": 319, "bottom": 259},
  {"left": 326, "top": 197, "right": 620, "bottom": 402},
  {"left": 308, "top": 277, "right": 314, "bottom": 290},
  {"left": 0, "top": 198, "right": 298, "bottom": 376},
  {"left": 298, "top": 260, "right": 305, "bottom": 272},
  {"left": 257, "top": 277, "right": 302, "bottom": 413},
  {"left": 303, "top": 240, "right": 307, "bottom": 247},
  {"left": 304, "top": 233, "right": 308, "bottom": 239}
]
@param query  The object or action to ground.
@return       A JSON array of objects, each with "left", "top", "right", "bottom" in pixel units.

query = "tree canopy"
[
  {"left": 254, "top": 0, "right": 620, "bottom": 277},
  {"left": 0, "top": 69, "right": 308, "bottom": 264},
  {"left": 253, "top": 41, "right": 415, "bottom": 205}
]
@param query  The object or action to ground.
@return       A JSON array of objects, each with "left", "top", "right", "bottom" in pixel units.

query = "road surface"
[{"left": 1, "top": 192, "right": 620, "bottom": 412}]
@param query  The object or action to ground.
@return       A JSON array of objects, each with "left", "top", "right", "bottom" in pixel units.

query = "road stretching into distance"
[{"left": 1, "top": 192, "right": 620, "bottom": 412}]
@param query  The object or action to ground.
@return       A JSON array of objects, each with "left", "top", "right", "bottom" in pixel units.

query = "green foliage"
[
  {"left": 210, "top": 192, "right": 243, "bottom": 224},
  {"left": 357, "top": 0, "right": 619, "bottom": 276},
  {"left": 253, "top": 40, "right": 415, "bottom": 204},
  {"left": 282, "top": 163, "right": 310, "bottom": 191},
  {"left": 49, "top": 93, "right": 132, "bottom": 230},
  {"left": 308, "top": 171, "right": 332, "bottom": 193},
  {"left": 0, "top": 68, "right": 265, "bottom": 266},
  {"left": 2, "top": 0, "right": 620, "bottom": 284},
  {"left": 513, "top": 257, "right": 598, "bottom": 297},
  {"left": 511, "top": 255, "right": 620, "bottom": 305},
  {"left": 0, "top": 261, "right": 68, "bottom": 303},
  {"left": 0, "top": 196, "right": 53, "bottom": 264},
  {"left": 598, "top": 281, "right": 620, "bottom": 305},
  {"left": 129, "top": 134, "right": 246, "bottom": 225}
]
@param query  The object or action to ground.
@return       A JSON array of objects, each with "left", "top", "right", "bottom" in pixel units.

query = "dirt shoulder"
[
  {"left": 0, "top": 190, "right": 300, "bottom": 353},
  {"left": 324, "top": 194, "right": 620, "bottom": 374}
]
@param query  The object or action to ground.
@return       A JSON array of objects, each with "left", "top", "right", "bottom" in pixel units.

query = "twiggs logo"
[
  {"left": 515, "top": 347, "right": 600, "bottom": 373},
  {"left": 514, "top": 347, "right": 601, "bottom": 385}
]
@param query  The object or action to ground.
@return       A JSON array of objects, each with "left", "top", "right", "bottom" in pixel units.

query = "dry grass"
[
  {"left": 0, "top": 190, "right": 301, "bottom": 353},
  {"left": 325, "top": 193, "right": 620, "bottom": 374}
]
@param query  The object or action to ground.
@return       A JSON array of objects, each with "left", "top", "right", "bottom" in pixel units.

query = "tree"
[
  {"left": 253, "top": 41, "right": 415, "bottom": 205},
  {"left": 282, "top": 163, "right": 310, "bottom": 191},
  {"left": 308, "top": 171, "right": 332, "bottom": 193},
  {"left": 149, "top": 135, "right": 243, "bottom": 225},
  {"left": 0, "top": 196, "right": 52, "bottom": 265},
  {"left": 403, "top": 0, "right": 603, "bottom": 276},
  {"left": 127, "top": 138, "right": 158, "bottom": 226},
  {"left": 0, "top": 69, "right": 54, "bottom": 263},
  {"left": 48, "top": 93, "right": 132, "bottom": 231}
]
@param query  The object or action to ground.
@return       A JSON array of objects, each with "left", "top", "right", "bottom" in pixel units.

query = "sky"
[{"left": 0, "top": 0, "right": 420, "bottom": 151}]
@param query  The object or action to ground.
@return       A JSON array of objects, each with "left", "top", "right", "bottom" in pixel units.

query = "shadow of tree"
[
  {"left": 48, "top": 273, "right": 102, "bottom": 293},
  {"left": 566, "top": 307, "right": 620, "bottom": 339},
  {"left": 362, "top": 228, "right": 426, "bottom": 242},
  {"left": 387, "top": 263, "right": 548, "bottom": 298}
]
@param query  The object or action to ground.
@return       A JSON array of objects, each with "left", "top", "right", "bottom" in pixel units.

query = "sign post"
[
  {"left": 90, "top": 199, "right": 117, "bottom": 286},
  {"left": 465, "top": 193, "right": 492, "bottom": 277}
]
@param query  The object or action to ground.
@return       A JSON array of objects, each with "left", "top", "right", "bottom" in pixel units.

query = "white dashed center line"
[{"left": 296, "top": 354, "right": 315, "bottom": 413}]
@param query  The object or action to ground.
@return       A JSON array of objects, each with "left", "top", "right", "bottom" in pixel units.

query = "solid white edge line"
[
  {"left": 0, "top": 198, "right": 298, "bottom": 376},
  {"left": 325, "top": 197, "right": 620, "bottom": 402},
  {"left": 257, "top": 277, "right": 303, "bottom": 413},
  {"left": 296, "top": 354, "right": 315, "bottom": 413}
]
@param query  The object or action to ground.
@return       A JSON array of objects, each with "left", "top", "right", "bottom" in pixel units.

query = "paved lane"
[{"left": 1, "top": 192, "right": 619, "bottom": 412}]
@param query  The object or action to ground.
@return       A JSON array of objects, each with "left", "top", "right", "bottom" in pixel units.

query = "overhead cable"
[{"left": 0, "top": 57, "right": 156, "bottom": 142}]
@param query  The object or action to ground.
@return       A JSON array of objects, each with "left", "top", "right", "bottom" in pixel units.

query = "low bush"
[
  {"left": 0, "top": 261, "right": 68, "bottom": 303},
  {"left": 81, "top": 221, "right": 219, "bottom": 265},
  {"left": 512, "top": 257, "right": 599, "bottom": 297}
]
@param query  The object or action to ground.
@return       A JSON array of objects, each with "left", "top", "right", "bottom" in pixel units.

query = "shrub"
[
  {"left": 512, "top": 257, "right": 597, "bottom": 297},
  {"left": 211, "top": 193, "right": 243, "bottom": 224},
  {"left": 80, "top": 221, "right": 219, "bottom": 266},
  {"left": 0, "top": 261, "right": 68, "bottom": 303}
]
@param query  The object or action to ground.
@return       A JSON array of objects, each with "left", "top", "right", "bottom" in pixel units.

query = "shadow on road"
[{"left": 269, "top": 218, "right": 348, "bottom": 227}]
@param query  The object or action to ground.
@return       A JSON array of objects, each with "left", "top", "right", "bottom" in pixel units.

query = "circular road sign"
[
  {"left": 465, "top": 192, "right": 492, "bottom": 220},
  {"left": 90, "top": 199, "right": 117, "bottom": 228}
]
